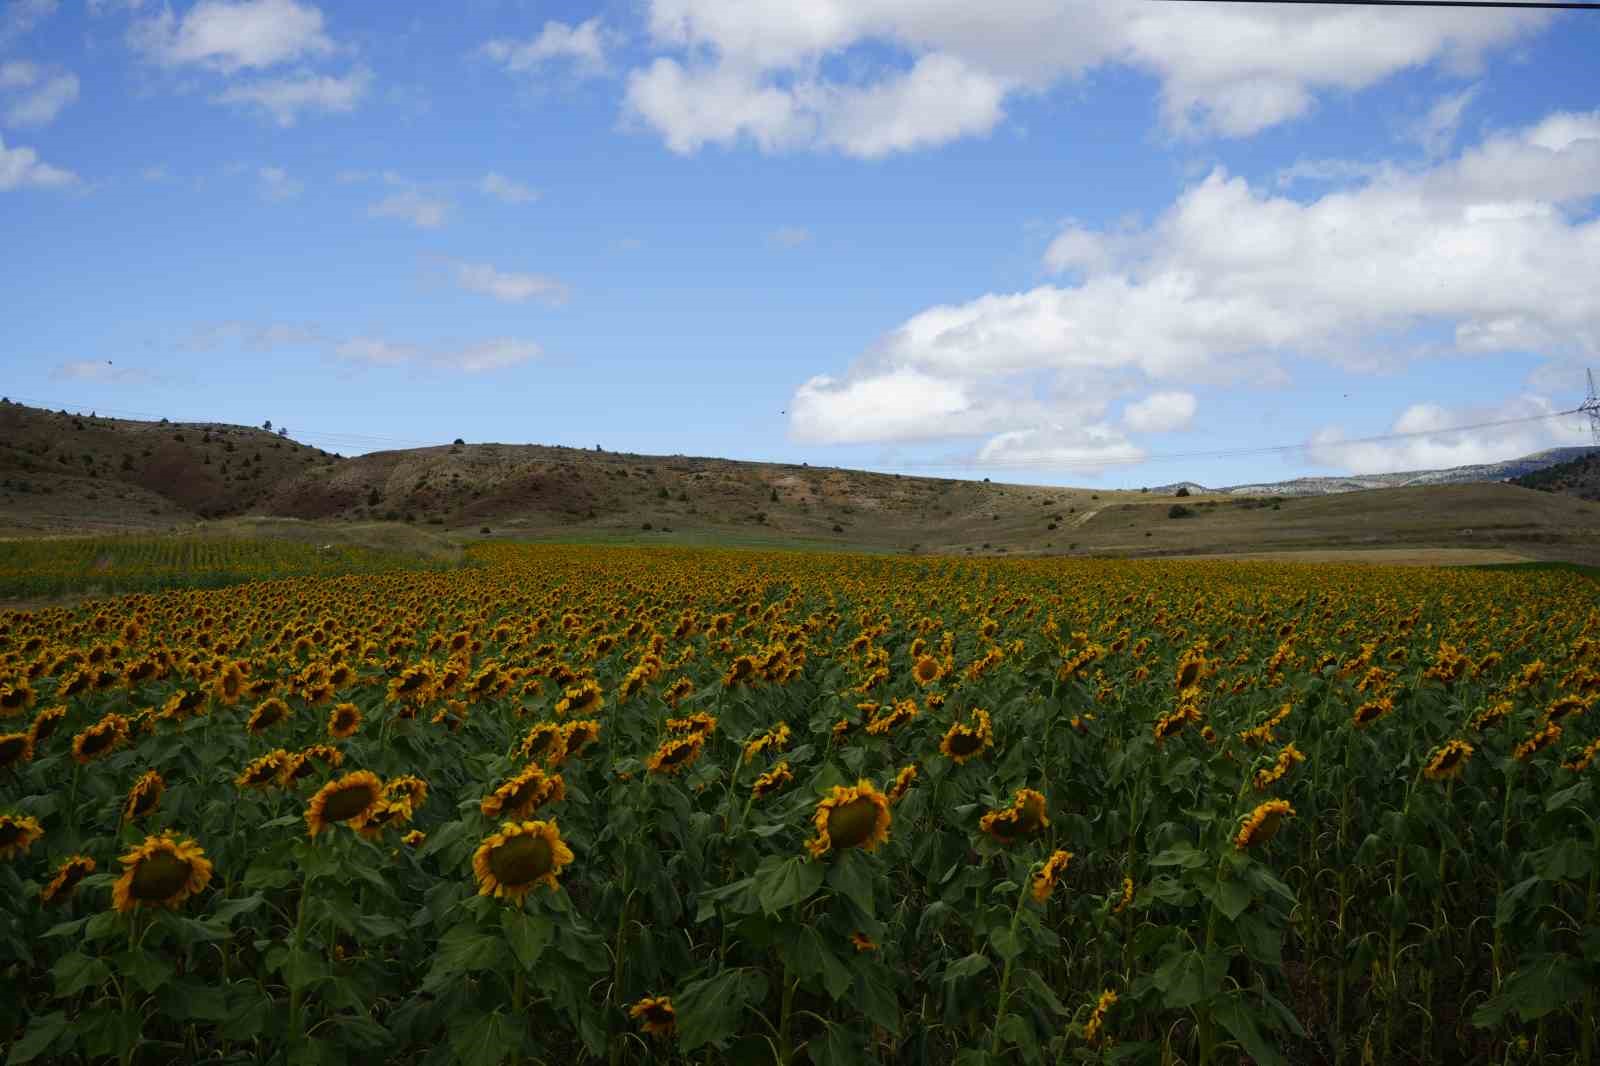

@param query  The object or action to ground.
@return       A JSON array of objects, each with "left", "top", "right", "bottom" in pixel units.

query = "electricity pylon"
[{"left": 1584, "top": 369, "right": 1600, "bottom": 444}]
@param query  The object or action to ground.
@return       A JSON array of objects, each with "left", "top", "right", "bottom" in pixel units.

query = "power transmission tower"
[{"left": 1583, "top": 369, "right": 1600, "bottom": 444}]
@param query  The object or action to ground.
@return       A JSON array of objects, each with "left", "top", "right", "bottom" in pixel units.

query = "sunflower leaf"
[
  {"left": 1213, "top": 992, "right": 1286, "bottom": 1066},
  {"left": 756, "top": 855, "right": 824, "bottom": 915},
  {"left": 675, "top": 967, "right": 765, "bottom": 1051},
  {"left": 826, "top": 851, "right": 875, "bottom": 916},
  {"left": 4, "top": 1009, "right": 69, "bottom": 1065},
  {"left": 502, "top": 909, "right": 553, "bottom": 971},
  {"left": 449, "top": 1010, "right": 521, "bottom": 1066}
]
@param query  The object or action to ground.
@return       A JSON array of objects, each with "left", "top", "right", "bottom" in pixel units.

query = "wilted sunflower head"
[
  {"left": 236, "top": 750, "right": 291, "bottom": 790},
  {"left": 807, "top": 779, "right": 891, "bottom": 859},
  {"left": 646, "top": 734, "right": 704, "bottom": 775},
  {"left": 472, "top": 819, "right": 574, "bottom": 903},
  {"left": 629, "top": 996, "right": 676, "bottom": 1038},
  {"left": 123, "top": 769, "right": 165, "bottom": 821},
  {"left": 42, "top": 854, "right": 96, "bottom": 905},
  {"left": 304, "top": 770, "right": 384, "bottom": 838},
  {"left": 28, "top": 705, "right": 66, "bottom": 747},
  {"left": 0, "top": 731, "right": 33, "bottom": 770},
  {"left": 111, "top": 831, "right": 213, "bottom": 912},
  {"left": 1424, "top": 739, "right": 1474, "bottom": 782},
  {"left": 979, "top": 788, "right": 1050, "bottom": 844},
  {"left": 0, "top": 813, "right": 45, "bottom": 861},
  {"left": 1030, "top": 849, "right": 1074, "bottom": 904},
  {"left": 752, "top": 762, "right": 793, "bottom": 799},
  {"left": 480, "top": 765, "right": 564, "bottom": 819},
  {"left": 1234, "top": 799, "right": 1294, "bottom": 850},
  {"left": 519, "top": 723, "right": 568, "bottom": 766},
  {"left": 71, "top": 714, "right": 130, "bottom": 764},
  {"left": 560, "top": 719, "right": 601, "bottom": 756}
]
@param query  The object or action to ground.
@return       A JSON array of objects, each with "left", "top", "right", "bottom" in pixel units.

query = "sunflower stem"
[
  {"left": 286, "top": 874, "right": 310, "bottom": 1052},
  {"left": 777, "top": 962, "right": 798, "bottom": 1066},
  {"left": 988, "top": 877, "right": 1031, "bottom": 1058}
]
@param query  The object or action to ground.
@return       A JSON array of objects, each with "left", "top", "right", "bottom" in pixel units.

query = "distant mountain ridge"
[{"left": 1153, "top": 446, "right": 1600, "bottom": 497}]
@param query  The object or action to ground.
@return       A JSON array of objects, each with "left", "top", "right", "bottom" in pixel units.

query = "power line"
[{"left": 1152, "top": 0, "right": 1600, "bottom": 9}]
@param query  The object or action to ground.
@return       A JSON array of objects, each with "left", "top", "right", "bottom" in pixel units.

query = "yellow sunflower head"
[
  {"left": 327, "top": 702, "right": 362, "bottom": 739},
  {"left": 384, "top": 775, "right": 429, "bottom": 810},
  {"left": 939, "top": 708, "right": 994, "bottom": 765},
  {"left": 71, "top": 713, "right": 130, "bottom": 764},
  {"left": 111, "top": 831, "right": 213, "bottom": 912},
  {"left": 1234, "top": 799, "right": 1295, "bottom": 850},
  {"left": 1424, "top": 739, "right": 1474, "bottom": 782},
  {"left": 806, "top": 779, "right": 891, "bottom": 859},
  {"left": 0, "top": 730, "right": 33, "bottom": 770},
  {"left": 28, "top": 705, "right": 66, "bottom": 748},
  {"left": 123, "top": 769, "right": 166, "bottom": 821},
  {"left": 887, "top": 764, "right": 918, "bottom": 804},
  {"left": 646, "top": 734, "right": 705, "bottom": 775},
  {"left": 850, "top": 931, "right": 879, "bottom": 953},
  {"left": 752, "top": 762, "right": 793, "bottom": 799},
  {"left": 979, "top": 788, "right": 1050, "bottom": 844},
  {"left": 629, "top": 996, "right": 676, "bottom": 1039},
  {"left": 471, "top": 819, "right": 574, "bottom": 903},
  {"left": 1030, "top": 849, "right": 1074, "bottom": 904},
  {"left": 236, "top": 750, "right": 291, "bottom": 790},
  {"left": 0, "top": 813, "right": 44, "bottom": 860},
  {"left": 304, "top": 770, "right": 384, "bottom": 838},
  {"left": 519, "top": 723, "right": 569, "bottom": 766},
  {"left": 41, "top": 854, "right": 96, "bottom": 905},
  {"left": 281, "top": 744, "right": 345, "bottom": 784},
  {"left": 246, "top": 698, "right": 291, "bottom": 736},
  {"left": 480, "top": 765, "right": 565, "bottom": 820}
]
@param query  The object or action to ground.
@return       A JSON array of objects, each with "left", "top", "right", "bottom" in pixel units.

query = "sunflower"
[
  {"left": 242, "top": 697, "right": 290, "bottom": 736},
  {"left": 722, "top": 655, "right": 759, "bottom": 688},
  {"left": 865, "top": 698, "right": 918, "bottom": 736},
  {"left": 41, "top": 854, "right": 95, "bottom": 905},
  {"left": 213, "top": 662, "right": 246, "bottom": 706},
  {"left": 1252, "top": 742, "right": 1307, "bottom": 791},
  {"left": 401, "top": 829, "right": 427, "bottom": 848},
  {"left": 850, "top": 931, "right": 879, "bottom": 952},
  {"left": 666, "top": 712, "right": 717, "bottom": 738},
  {"left": 519, "top": 723, "right": 569, "bottom": 766},
  {"left": 472, "top": 819, "right": 574, "bottom": 902},
  {"left": 1030, "top": 849, "right": 1074, "bottom": 903},
  {"left": 327, "top": 702, "right": 361, "bottom": 739},
  {"left": 1112, "top": 876, "right": 1134, "bottom": 915},
  {"left": 111, "top": 831, "right": 213, "bottom": 913},
  {"left": 806, "top": 779, "right": 891, "bottom": 859},
  {"left": 939, "top": 708, "right": 994, "bottom": 765},
  {"left": 752, "top": 761, "right": 793, "bottom": 799},
  {"left": 356, "top": 798, "right": 414, "bottom": 840},
  {"left": 305, "top": 770, "right": 384, "bottom": 838},
  {"left": 0, "top": 681, "right": 37, "bottom": 716},
  {"left": 158, "top": 689, "right": 207, "bottom": 722},
  {"left": 630, "top": 996, "right": 676, "bottom": 1039},
  {"left": 1083, "top": 990, "right": 1118, "bottom": 1047},
  {"left": 561, "top": 719, "right": 602, "bottom": 757},
  {"left": 1562, "top": 737, "right": 1600, "bottom": 773},
  {"left": 744, "top": 722, "right": 792, "bottom": 762},
  {"left": 887, "top": 763, "right": 917, "bottom": 804},
  {"left": 1513, "top": 722, "right": 1562, "bottom": 762},
  {"left": 71, "top": 713, "right": 130, "bottom": 764},
  {"left": 281, "top": 744, "right": 344, "bottom": 784},
  {"left": 646, "top": 734, "right": 705, "bottom": 775},
  {"left": 0, "top": 730, "right": 33, "bottom": 770},
  {"left": 555, "top": 679, "right": 603, "bottom": 718},
  {"left": 28, "top": 705, "right": 66, "bottom": 748},
  {"left": 123, "top": 769, "right": 165, "bottom": 821},
  {"left": 1544, "top": 694, "right": 1590, "bottom": 724},
  {"left": 663, "top": 677, "right": 694, "bottom": 709},
  {"left": 1351, "top": 697, "right": 1394, "bottom": 729},
  {"left": 1424, "top": 739, "right": 1474, "bottom": 781},
  {"left": 1174, "top": 647, "right": 1210, "bottom": 693},
  {"left": 980, "top": 788, "right": 1050, "bottom": 844},
  {"left": 0, "top": 813, "right": 44, "bottom": 860},
  {"left": 1234, "top": 799, "right": 1295, "bottom": 850},
  {"left": 385, "top": 775, "right": 428, "bottom": 810},
  {"left": 480, "top": 765, "right": 566, "bottom": 819},
  {"left": 911, "top": 654, "right": 944, "bottom": 686},
  {"left": 236, "top": 750, "right": 291, "bottom": 790}
]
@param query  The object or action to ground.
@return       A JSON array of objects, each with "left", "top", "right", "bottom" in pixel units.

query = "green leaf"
[
  {"left": 83, "top": 910, "right": 123, "bottom": 943},
  {"left": 213, "top": 893, "right": 266, "bottom": 923},
  {"left": 755, "top": 855, "right": 824, "bottom": 915},
  {"left": 943, "top": 953, "right": 991, "bottom": 984},
  {"left": 855, "top": 971, "right": 901, "bottom": 1036},
  {"left": 449, "top": 1010, "right": 521, "bottom": 1066},
  {"left": 782, "top": 926, "right": 853, "bottom": 1001},
  {"left": 1472, "top": 957, "right": 1588, "bottom": 1026},
  {"left": 1214, "top": 993, "right": 1287, "bottom": 1066},
  {"left": 51, "top": 951, "right": 112, "bottom": 998},
  {"left": 995, "top": 1013, "right": 1039, "bottom": 1063},
  {"left": 1213, "top": 876, "right": 1252, "bottom": 921},
  {"left": 5, "top": 1010, "right": 69, "bottom": 1065},
  {"left": 425, "top": 927, "right": 505, "bottom": 987},
  {"left": 827, "top": 850, "right": 875, "bottom": 916},
  {"left": 675, "top": 968, "right": 766, "bottom": 1051},
  {"left": 990, "top": 926, "right": 1024, "bottom": 962},
  {"left": 502, "top": 909, "right": 553, "bottom": 971},
  {"left": 114, "top": 948, "right": 173, "bottom": 994},
  {"left": 1150, "top": 949, "right": 1223, "bottom": 1009}
]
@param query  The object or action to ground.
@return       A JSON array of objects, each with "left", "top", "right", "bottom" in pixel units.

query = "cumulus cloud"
[
  {"left": 256, "top": 165, "right": 302, "bottom": 201},
  {"left": 478, "top": 171, "right": 538, "bottom": 204},
  {"left": 334, "top": 336, "right": 541, "bottom": 373},
  {"left": 1308, "top": 395, "right": 1590, "bottom": 474},
  {"left": 787, "top": 107, "right": 1600, "bottom": 465},
  {"left": 453, "top": 261, "right": 569, "bottom": 305},
  {"left": 0, "top": 132, "right": 77, "bottom": 189},
  {"left": 976, "top": 423, "right": 1146, "bottom": 473},
  {"left": 624, "top": 0, "right": 1547, "bottom": 156},
  {"left": 0, "top": 61, "right": 79, "bottom": 127},
  {"left": 1123, "top": 391, "right": 1197, "bottom": 433},
  {"left": 1405, "top": 84, "right": 1479, "bottom": 158},
  {"left": 50, "top": 360, "right": 155, "bottom": 384},
  {"left": 215, "top": 67, "right": 370, "bottom": 125},
  {"left": 368, "top": 188, "right": 449, "bottom": 229},
  {"left": 129, "top": 0, "right": 332, "bottom": 73},
  {"left": 482, "top": 19, "right": 609, "bottom": 75}
]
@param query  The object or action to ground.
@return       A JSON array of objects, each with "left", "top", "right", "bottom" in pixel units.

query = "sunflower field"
[{"left": 1, "top": 542, "right": 1597, "bottom": 1065}]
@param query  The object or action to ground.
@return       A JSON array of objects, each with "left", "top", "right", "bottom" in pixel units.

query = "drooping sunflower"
[
  {"left": 939, "top": 708, "right": 994, "bottom": 765},
  {"left": 806, "top": 779, "right": 891, "bottom": 859},
  {"left": 666, "top": 711, "right": 716, "bottom": 738},
  {"left": 886, "top": 763, "right": 917, "bottom": 804},
  {"left": 646, "top": 734, "right": 705, "bottom": 775},
  {"left": 0, "top": 681, "right": 37, "bottom": 716},
  {"left": 327, "top": 702, "right": 362, "bottom": 739},
  {"left": 744, "top": 722, "right": 792, "bottom": 762},
  {"left": 71, "top": 713, "right": 131, "bottom": 764},
  {"left": 1562, "top": 737, "right": 1600, "bottom": 773},
  {"left": 0, "top": 813, "right": 44, "bottom": 860},
  {"left": 1513, "top": 722, "right": 1562, "bottom": 762},
  {"left": 281, "top": 744, "right": 345, "bottom": 784},
  {"left": 1112, "top": 876, "right": 1135, "bottom": 915},
  {"left": 1083, "top": 990, "right": 1118, "bottom": 1047},
  {"left": 850, "top": 931, "right": 879, "bottom": 953},
  {"left": 630, "top": 996, "right": 676, "bottom": 1039},
  {"left": 1234, "top": 799, "right": 1295, "bottom": 850},
  {"left": 979, "top": 788, "right": 1050, "bottom": 844},
  {"left": 561, "top": 719, "right": 602, "bottom": 757},
  {"left": 41, "top": 854, "right": 96, "bottom": 905},
  {"left": 356, "top": 798, "right": 414, "bottom": 840},
  {"left": 865, "top": 698, "right": 918, "bottom": 736},
  {"left": 1351, "top": 697, "right": 1394, "bottom": 729},
  {"left": 1030, "top": 849, "right": 1074, "bottom": 903},
  {"left": 1472, "top": 699, "right": 1514, "bottom": 732},
  {"left": 1544, "top": 694, "right": 1590, "bottom": 724},
  {"left": 0, "top": 730, "right": 33, "bottom": 770},
  {"left": 111, "top": 831, "right": 213, "bottom": 912},
  {"left": 236, "top": 750, "right": 290, "bottom": 790},
  {"left": 213, "top": 662, "right": 246, "bottom": 706},
  {"left": 305, "top": 770, "right": 384, "bottom": 838},
  {"left": 752, "top": 761, "right": 793, "bottom": 799},
  {"left": 28, "top": 705, "right": 66, "bottom": 748},
  {"left": 519, "top": 723, "right": 569, "bottom": 766},
  {"left": 662, "top": 677, "right": 694, "bottom": 709},
  {"left": 385, "top": 775, "right": 428, "bottom": 810},
  {"left": 555, "top": 679, "right": 603, "bottom": 718},
  {"left": 1423, "top": 739, "right": 1474, "bottom": 781},
  {"left": 472, "top": 819, "right": 574, "bottom": 902},
  {"left": 480, "top": 765, "right": 566, "bottom": 819},
  {"left": 1252, "top": 742, "right": 1307, "bottom": 792},
  {"left": 159, "top": 689, "right": 207, "bottom": 722},
  {"left": 122, "top": 769, "right": 165, "bottom": 822}
]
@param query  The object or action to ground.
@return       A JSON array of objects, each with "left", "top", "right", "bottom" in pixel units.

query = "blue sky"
[{"left": 2, "top": 0, "right": 1597, "bottom": 488}]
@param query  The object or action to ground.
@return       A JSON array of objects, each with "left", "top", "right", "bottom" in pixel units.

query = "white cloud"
[
  {"left": 787, "top": 108, "right": 1600, "bottom": 461},
  {"left": 1308, "top": 394, "right": 1589, "bottom": 474},
  {"left": 976, "top": 423, "right": 1146, "bottom": 473},
  {"left": 130, "top": 0, "right": 332, "bottom": 73},
  {"left": 1405, "top": 84, "right": 1478, "bottom": 158},
  {"left": 1123, "top": 391, "right": 1197, "bottom": 433},
  {"left": 50, "top": 360, "right": 154, "bottom": 384},
  {"left": 1, "top": 0, "right": 57, "bottom": 45},
  {"left": 1273, "top": 157, "right": 1388, "bottom": 189},
  {"left": 0, "top": 132, "right": 77, "bottom": 189},
  {"left": 141, "top": 164, "right": 170, "bottom": 181},
  {"left": 482, "top": 19, "right": 609, "bottom": 75},
  {"left": 368, "top": 188, "right": 449, "bottom": 229},
  {"left": 478, "top": 171, "right": 538, "bottom": 204},
  {"left": 215, "top": 67, "right": 370, "bottom": 125},
  {"left": 334, "top": 336, "right": 541, "bottom": 373},
  {"left": 454, "top": 261, "right": 569, "bottom": 305},
  {"left": 0, "top": 62, "right": 79, "bottom": 127},
  {"left": 625, "top": 0, "right": 1548, "bottom": 156},
  {"left": 768, "top": 225, "right": 810, "bottom": 248},
  {"left": 257, "top": 165, "right": 301, "bottom": 201},
  {"left": 177, "top": 321, "right": 324, "bottom": 351}
]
